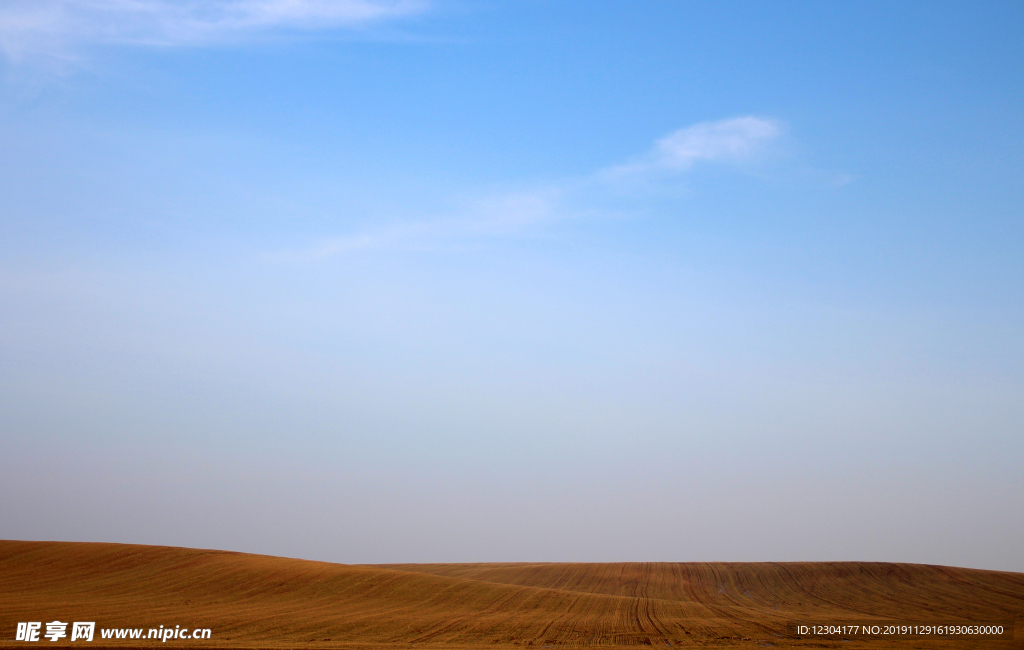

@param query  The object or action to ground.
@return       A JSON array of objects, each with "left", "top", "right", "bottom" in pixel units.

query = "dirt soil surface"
[{"left": 1, "top": 541, "right": 1021, "bottom": 650}]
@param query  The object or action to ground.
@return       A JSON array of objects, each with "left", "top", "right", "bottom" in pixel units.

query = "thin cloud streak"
[
  {"left": 602, "top": 116, "right": 782, "bottom": 177},
  {"left": 272, "top": 117, "right": 784, "bottom": 261},
  {"left": 267, "top": 188, "right": 564, "bottom": 262},
  {"left": 0, "top": 0, "right": 427, "bottom": 60}
]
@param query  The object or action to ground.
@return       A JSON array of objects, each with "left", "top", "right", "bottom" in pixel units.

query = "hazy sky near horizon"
[{"left": 1, "top": 1, "right": 1022, "bottom": 571}]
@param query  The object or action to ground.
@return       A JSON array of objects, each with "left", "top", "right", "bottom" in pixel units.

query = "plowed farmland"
[{"left": 1, "top": 542, "right": 1021, "bottom": 650}]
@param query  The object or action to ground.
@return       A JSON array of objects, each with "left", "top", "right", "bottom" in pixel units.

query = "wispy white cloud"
[
  {"left": 603, "top": 116, "right": 782, "bottom": 178},
  {"left": 268, "top": 188, "right": 564, "bottom": 261},
  {"left": 0, "top": 0, "right": 426, "bottom": 61},
  {"left": 272, "top": 117, "right": 785, "bottom": 261}
]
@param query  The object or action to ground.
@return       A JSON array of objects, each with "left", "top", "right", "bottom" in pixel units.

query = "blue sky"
[{"left": 1, "top": 1, "right": 1022, "bottom": 570}]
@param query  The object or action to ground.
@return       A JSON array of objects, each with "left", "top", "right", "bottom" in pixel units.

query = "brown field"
[{"left": 1, "top": 541, "right": 1021, "bottom": 650}]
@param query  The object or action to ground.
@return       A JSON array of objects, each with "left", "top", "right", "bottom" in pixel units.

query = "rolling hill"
[{"left": 1, "top": 541, "right": 1020, "bottom": 649}]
